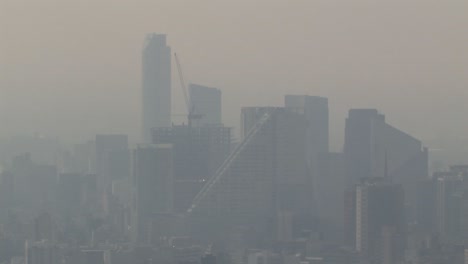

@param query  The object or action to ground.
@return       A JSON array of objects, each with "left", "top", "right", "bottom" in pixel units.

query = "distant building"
[
  {"left": 25, "top": 240, "right": 61, "bottom": 264},
  {"left": 57, "top": 173, "right": 84, "bottom": 218},
  {"left": 11, "top": 153, "right": 57, "bottom": 210},
  {"left": 132, "top": 144, "right": 174, "bottom": 244},
  {"left": 152, "top": 125, "right": 231, "bottom": 212},
  {"left": 354, "top": 178, "right": 406, "bottom": 263},
  {"left": 284, "top": 95, "right": 328, "bottom": 228},
  {"left": 343, "top": 109, "right": 428, "bottom": 221},
  {"left": 95, "top": 134, "right": 129, "bottom": 194},
  {"left": 81, "top": 250, "right": 109, "bottom": 264},
  {"left": 201, "top": 254, "right": 217, "bottom": 264},
  {"left": 188, "top": 107, "right": 309, "bottom": 239},
  {"left": 284, "top": 95, "right": 329, "bottom": 162},
  {"left": 432, "top": 165, "right": 468, "bottom": 244},
  {"left": 189, "top": 84, "right": 222, "bottom": 126},
  {"left": 142, "top": 33, "right": 171, "bottom": 142},
  {"left": 33, "top": 211, "right": 56, "bottom": 243},
  {"left": 316, "top": 152, "right": 345, "bottom": 240}
]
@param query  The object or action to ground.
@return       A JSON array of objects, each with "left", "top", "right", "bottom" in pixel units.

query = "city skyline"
[
  {"left": 1, "top": 1, "right": 468, "bottom": 153},
  {"left": 1, "top": 1, "right": 468, "bottom": 263}
]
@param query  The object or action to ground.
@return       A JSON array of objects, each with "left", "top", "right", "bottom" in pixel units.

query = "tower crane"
[{"left": 174, "top": 53, "right": 202, "bottom": 127}]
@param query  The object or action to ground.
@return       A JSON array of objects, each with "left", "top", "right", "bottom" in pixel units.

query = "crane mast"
[{"left": 174, "top": 53, "right": 202, "bottom": 127}]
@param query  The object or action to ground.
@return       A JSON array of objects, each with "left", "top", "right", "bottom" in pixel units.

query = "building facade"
[
  {"left": 142, "top": 34, "right": 171, "bottom": 142},
  {"left": 132, "top": 144, "right": 174, "bottom": 244},
  {"left": 189, "top": 84, "right": 222, "bottom": 126}
]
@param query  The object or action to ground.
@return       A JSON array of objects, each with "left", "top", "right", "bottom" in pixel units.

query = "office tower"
[
  {"left": 132, "top": 144, "right": 173, "bottom": 244},
  {"left": 343, "top": 109, "right": 428, "bottom": 221},
  {"left": 284, "top": 95, "right": 329, "bottom": 161},
  {"left": 188, "top": 107, "right": 308, "bottom": 239},
  {"left": 152, "top": 125, "right": 231, "bottom": 212},
  {"left": 354, "top": 178, "right": 405, "bottom": 263},
  {"left": 95, "top": 135, "right": 129, "bottom": 193},
  {"left": 189, "top": 84, "right": 222, "bottom": 126},
  {"left": 142, "top": 33, "right": 171, "bottom": 142}
]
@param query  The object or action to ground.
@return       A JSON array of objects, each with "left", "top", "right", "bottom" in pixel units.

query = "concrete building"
[
  {"left": 432, "top": 165, "right": 468, "bottom": 244},
  {"left": 285, "top": 95, "right": 329, "bottom": 222},
  {"left": 95, "top": 134, "right": 129, "bottom": 194},
  {"left": 355, "top": 178, "right": 405, "bottom": 264},
  {"left": 343, "top": 109, "right": 428, "bottom": 222},
  {"left": 316, "top": 152, "right": 345, "bottom": 241},
  {"left": 188, "top": 107, "right": 308, "bottom": 240},
  {"left": 152, "top": 125, "right": 231, "bottom": 212},
  {"left": 132, "top": 144, "right": 174, "bottom": 244},
  {"left": 142, "top": 33, "right": 171, "bottom": 142},
  {"left": 189, "top": 84, "right": 222, "bottom": 126},
  {"left": 284, "top": 95, "right": 329, "bottom": 163}
]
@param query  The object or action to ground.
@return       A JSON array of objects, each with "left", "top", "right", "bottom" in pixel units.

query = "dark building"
[
  {"left": 285, "top": 95, "right": 329, "bottom": 219},
  {"left": 142, "top": 33, "right": 171, "bottom": 142}
]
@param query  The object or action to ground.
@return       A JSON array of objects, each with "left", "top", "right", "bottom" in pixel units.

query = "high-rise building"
[
  {"left": 142, "top": 33, "right": 171, "bottom": 142},
  {"left": 354, "top": 178, "right": 406, "bottom": 263},
  {"left": 152, "top": 125, "right": 231, "bottom": 212},
  {"left": 132, "top": 144, "right": 173, "bottom": 244},
  {"left": 432, "top": 165, "right": 468, "bottom": 244},
  {"left": 188, "top": 107, "right": 308, "bottom": 239},
  {"left": 284, "top": 95, "right": 329, "bottom": 162},
  {"left": 343, "top": 109, "right": 428, "bottom": 221},
  {"left": 285, "top": 95, "right": 329, "bottom": 221},
  {"left": 316, "top": 152, "right": 345, "bottom": 240},
  {"left": 189, "top": 84, "right": 222, "bottom": 126},
  {"left": 95, "top": 134, "right": 129, "bottom": 194}
]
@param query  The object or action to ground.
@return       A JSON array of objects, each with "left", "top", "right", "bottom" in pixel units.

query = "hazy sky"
[{"left": 1, "top": 0, "right": 468, "bottom": 150}]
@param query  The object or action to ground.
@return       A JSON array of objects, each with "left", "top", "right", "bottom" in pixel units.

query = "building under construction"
[{"left": 186, "top": 107, "right": 311, "bottom": 243}]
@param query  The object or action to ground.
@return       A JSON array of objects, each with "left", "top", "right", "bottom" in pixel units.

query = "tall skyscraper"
[
  {"left": 189, "top": 84, "right": 222, "bottom": 126},
  {"left": 142, "top": 34, "right": 171, "bottom": 142},
  {"left": 284, "top": 95, "right": 329, "bottom": 221},
  {"left": 132, "top": 144, "right": 173, "bottom": 244}
]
